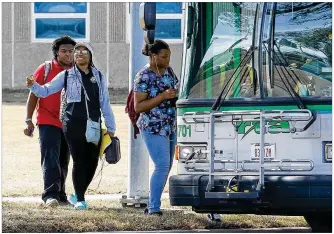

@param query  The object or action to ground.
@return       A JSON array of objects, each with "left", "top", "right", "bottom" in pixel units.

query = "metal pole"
[
  {"left": 106, "top": 2, "right": 110, "bottom": 87},
  {"left": 257, "top": 110, "right": 265, "bottom": 191},
  {"left": 120, "top": 2, "right": 149, "bottom": 207},
  {"left": 11, "top": 2, "right": 15, "bottom": 88},
  {"left": 207, "top": 112, "right": 215, "bottom": 192}
]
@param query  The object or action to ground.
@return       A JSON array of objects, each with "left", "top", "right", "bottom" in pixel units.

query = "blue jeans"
[
  {"left": 141, "top": 129, "right": 177, "bottom": 213},
  {"left": 38, "top": 125, "right": 70, "bottom": 202}
]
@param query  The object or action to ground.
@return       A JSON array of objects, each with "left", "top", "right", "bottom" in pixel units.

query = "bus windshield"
[{"left": 180, "top": 2, "right": 332, "bottom": 100}]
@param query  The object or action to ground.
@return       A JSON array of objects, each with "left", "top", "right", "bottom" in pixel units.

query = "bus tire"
[{"left": 304, "top": 212, "right": 332, "bottom": 233}]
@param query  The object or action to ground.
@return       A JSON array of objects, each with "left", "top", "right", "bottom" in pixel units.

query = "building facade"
[{"left": 2, "top": 2, "right": 183, "bottom": 89}]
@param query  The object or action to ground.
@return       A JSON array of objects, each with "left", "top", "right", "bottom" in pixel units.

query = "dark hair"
[
  {"left": 52, "top": 35, "right": 76, "bottom": 59},
  {"left": 88, "top": 50, "right": 95, "bottom": 67},
  {"left": 142, "top": 39, "right": 169, "bottom": 57}
]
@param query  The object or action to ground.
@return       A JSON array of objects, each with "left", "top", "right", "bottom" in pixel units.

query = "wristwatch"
[{"left": 25, "top": 118, "right": 32, "bottom": 124}]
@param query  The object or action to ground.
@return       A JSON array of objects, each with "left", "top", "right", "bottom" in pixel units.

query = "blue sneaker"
[
  {"left": 69, "top": 194, "right": 78, "bottom": 205},
  {"left": 74, "top": 201, "right": 88, "bottom": 210}
]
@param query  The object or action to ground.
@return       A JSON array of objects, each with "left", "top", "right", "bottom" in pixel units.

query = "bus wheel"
[{"left": 304, "top": 212, "right": 332, "bottom": 233}]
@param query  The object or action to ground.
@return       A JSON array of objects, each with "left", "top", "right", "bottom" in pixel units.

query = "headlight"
[
  {"left": 324, "top": 142, "right": 332, "bottom": 162},
  {"left": 178, "top": 144, "right": 207, "bottom": 160},
  {"left": 180, "top": 147, "right": 192, "bottom": 158}
]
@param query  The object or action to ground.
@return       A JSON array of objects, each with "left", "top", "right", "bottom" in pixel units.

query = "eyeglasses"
[{"left": 74, "top": 49, "right": 89, "bottom": 55}]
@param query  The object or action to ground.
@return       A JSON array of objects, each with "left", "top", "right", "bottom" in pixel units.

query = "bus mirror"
[
  {"left": 144, "top": 30, "right": 155, "bottom": 44},
  {"left": 187, "top": 5, "right": 195, "bottom": 49},
  {"left": 139, "top": 2, "right": 156, "bottom": 31}
]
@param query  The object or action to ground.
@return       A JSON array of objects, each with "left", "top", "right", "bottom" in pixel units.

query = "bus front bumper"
[{"left": 169, "top": 175, "right": 332, "bottom": 215}]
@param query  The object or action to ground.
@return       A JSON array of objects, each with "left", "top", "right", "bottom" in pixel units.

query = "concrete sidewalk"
[{"left": 2, "top": 193, "right": 169, "bottom": 203}]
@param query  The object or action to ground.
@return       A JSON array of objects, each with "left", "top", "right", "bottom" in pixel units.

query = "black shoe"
[
  {"left": 59, "top": 198, "right": 71, "bottom": 206},
  {"left": 144, "top": 208, "right": 163, "bottom": 216}
]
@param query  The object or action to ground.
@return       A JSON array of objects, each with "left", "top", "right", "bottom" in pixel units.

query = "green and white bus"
[{"left": 141, "top": 2, "right": 332, "bottom": 232}]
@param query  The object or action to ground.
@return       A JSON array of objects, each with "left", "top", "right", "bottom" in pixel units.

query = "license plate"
[
  {"left": 251, "top": 143, "right": 275, "bottom": 160},
  {"left": 325, "top": 143, "right": 332, "bottom": 161}
]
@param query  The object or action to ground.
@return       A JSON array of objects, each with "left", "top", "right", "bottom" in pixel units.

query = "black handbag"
[{"left": 105, "top": 136, "right": 121, "bottom": 164}]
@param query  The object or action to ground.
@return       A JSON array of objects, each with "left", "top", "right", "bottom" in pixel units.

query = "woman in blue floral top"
[{"left": 134, "top": 39, "right": 178, "bottom": 216}]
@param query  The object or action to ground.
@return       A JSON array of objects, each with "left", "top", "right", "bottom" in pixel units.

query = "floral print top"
[{"left": 134, "top": 64, "right": 178, "bottom": 137}]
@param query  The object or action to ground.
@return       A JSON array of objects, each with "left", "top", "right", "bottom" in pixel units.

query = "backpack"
[
  {"left": 35, "top": 60, "right": 52, "bottom": 114},
  {"left": 43, "top": 61, "right": 52, "bottom": 84},
  {"left": 35, "top": 60, "right": 51, "bottom": 106},
  {"left": 125, "top": 67, "right": 178, "bottom": 139},
  {"left": 125, "top": 89, "right": 140, "bottom": 139}
]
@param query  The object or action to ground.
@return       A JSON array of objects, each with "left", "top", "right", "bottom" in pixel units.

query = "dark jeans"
[
  {"left": 62, "top": 120, "right": 100, "bottom": 202},
  {"left": 39, "top": 124, "right": 70, "bottom": 202}
]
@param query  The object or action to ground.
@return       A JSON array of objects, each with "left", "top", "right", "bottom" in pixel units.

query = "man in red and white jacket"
[{"left": 24, "top": 36, "right": 76, "bottom": 207}]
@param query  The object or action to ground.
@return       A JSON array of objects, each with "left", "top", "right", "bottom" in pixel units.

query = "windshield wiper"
[
  {"left": 262, "top": 41, "right": 318, "bottom": 132},
  {"left": 211, "top": 45, "right": 257, "bottom": 111},
  {"left": 234, "top": 65, "right": 258, "bottom": 98},
  {"left": 262, "top": 42, "right": 306, "bottom": 109},
  {"left": 233, "top": 33, "right": 258, "bottom": 97},
  {"left": 198, "top": 32, "right": 251, "bottom": 79}
]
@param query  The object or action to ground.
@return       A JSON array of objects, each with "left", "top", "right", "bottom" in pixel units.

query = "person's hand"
[
  {"left": 104, "top": 131, "right": 115, "bottom": 138},
  {"left": 23, "top": 121, "right": 35, "bottom": 137},
  {"left": 161, "top": 89, "right": 177, "bottom": 100},
  {"left": 26, "top": 75, "right": 35, "bottom": 88}
]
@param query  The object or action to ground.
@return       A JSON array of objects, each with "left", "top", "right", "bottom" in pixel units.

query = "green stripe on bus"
[
  {"left": 206, "top": 3, "right": 213, "bottom": 98},
  {"left": 233, "top": 5, "right": 241, "bottom": 98},
  {"left": 177, "top": 105, "right": 332, "bottom": 115}
]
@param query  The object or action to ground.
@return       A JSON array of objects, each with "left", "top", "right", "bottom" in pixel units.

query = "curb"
[
  {"left": 99, "top": 227, "right": 311, "bottom": 233},
  {"left": 2, "top": 193, "right": 169, "bottom": 203}
]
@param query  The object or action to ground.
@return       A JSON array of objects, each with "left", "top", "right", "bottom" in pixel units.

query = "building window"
[
  {"left": 155, "top": 3, "right": 183, "bottom": 42},
  {"left": 126, "top": 2, "right": 184, "bottom": 44},
  {"left": 32, "top": 2, "right": 89, "bottom": 42}
]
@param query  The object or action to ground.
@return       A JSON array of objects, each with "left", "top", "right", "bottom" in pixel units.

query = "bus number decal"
[{"left": 178, "top": 125, "right": 191, "bottom": 137}]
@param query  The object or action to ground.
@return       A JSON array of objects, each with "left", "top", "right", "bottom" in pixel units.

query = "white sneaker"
[{"left": 45, "top": 198, "right": 59, "bottom": 207}]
